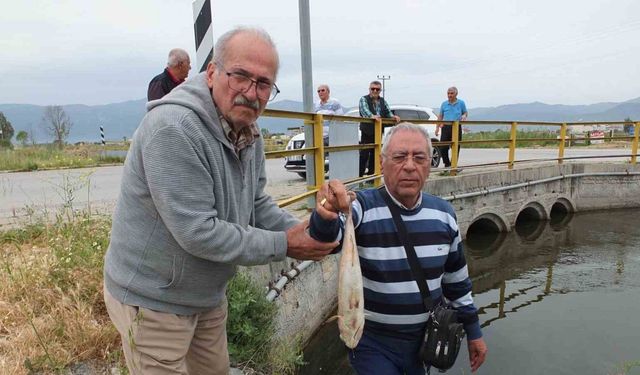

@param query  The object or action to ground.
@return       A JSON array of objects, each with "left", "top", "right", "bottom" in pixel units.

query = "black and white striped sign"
[
  {"left": 192, "top": 0, "right": 213, "bottom": 73},
  {"left": 100, "top": 125, "right": 105, "bottom": 145}
]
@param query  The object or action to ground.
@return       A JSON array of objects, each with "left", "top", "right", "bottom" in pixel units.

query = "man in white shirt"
[{"left": 314, "top": 84, "right": 344, "bottom": 114}]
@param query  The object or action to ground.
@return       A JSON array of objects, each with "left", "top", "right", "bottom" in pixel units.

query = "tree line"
[{"left": 0, "top": 105, "right": 73, "bottom": 149}]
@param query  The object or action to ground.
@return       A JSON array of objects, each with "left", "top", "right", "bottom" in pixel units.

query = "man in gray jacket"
[{"left": 104, "top": 27, "right": 336, "bottom": 375}]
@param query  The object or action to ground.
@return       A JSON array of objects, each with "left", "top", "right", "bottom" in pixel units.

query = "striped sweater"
[{"left": 310, "top": 188, "right": 482, "bottom": 340}]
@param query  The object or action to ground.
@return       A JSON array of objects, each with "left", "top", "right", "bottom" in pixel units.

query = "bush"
[
  {"left": 227, "top": 272, "right": 304, "bottom": 374},
  {"left": 227, "top": 272, "right": 278, "bottom": 365},
  {"left": 0, "top": 139, "right": 13, "bottom": 150}
]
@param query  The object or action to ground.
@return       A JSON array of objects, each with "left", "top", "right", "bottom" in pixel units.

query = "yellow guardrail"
[{"left": 262, "top": 109, "right": 640, "bottom": 207}]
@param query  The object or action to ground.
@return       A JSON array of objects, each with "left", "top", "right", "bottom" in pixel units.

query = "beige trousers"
[{"left": 104, "top": 285, "right": 229, "bottom": 375}]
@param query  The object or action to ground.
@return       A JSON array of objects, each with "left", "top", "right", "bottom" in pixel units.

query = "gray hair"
[
  {"left": 447, "top": 86, "right": 458, "bottom": 95},
  {"left": 317, "top": 84, "right": 330, "bottom": 92},
  {"left": 382, "top": 122, "right": 433, "bottom": 158},
  {"left": 213, "top": 26, "right": 280, "bottom": 77},
  {"left": 370, "top": 80, "right": 382, "bottom": 87},
  {"left": 167, "top": 48, "right": 190, "bottom": 68}
]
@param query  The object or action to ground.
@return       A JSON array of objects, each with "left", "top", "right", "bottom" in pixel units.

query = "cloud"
[{"left": 2, "top": 0, "right": 639, "bottom": 107}]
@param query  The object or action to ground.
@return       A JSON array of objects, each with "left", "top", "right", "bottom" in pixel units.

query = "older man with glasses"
[
  {"left": 309, "top": 123, "right": 487, "bottom": 375},
  {"left": 359, "top": 80, "right": 400, "bottom": 176},
  {"left": 103, "top": 26, "right": 337, "bottom": 375}
]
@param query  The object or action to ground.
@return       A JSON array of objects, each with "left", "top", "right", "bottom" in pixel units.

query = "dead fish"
[{"left": 335, "top": 206, "right": 365, "bottom": 348}]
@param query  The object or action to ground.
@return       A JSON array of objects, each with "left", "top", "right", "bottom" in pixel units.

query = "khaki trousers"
[{"left": 104, "top": 285, "right": 229, "bottom": 375}]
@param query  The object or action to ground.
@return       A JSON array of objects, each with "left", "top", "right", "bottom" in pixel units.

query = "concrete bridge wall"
[{"left": 267, "top": 162, "right": 640, "bottom": 344}]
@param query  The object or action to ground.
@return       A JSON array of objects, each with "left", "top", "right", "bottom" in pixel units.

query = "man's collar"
[
  {"left": 166, "top": 68, "right": 184, "bottom": 84},
  {"left": 382, "top": 181, "right": 422, "bottom": 210}
]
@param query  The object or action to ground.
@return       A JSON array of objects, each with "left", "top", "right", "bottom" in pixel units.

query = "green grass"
[
  {"left": 1, "top": 210, "right": 118, "bottom": 374},
  {"left": 462, "top": 130, "right": 559, "bottom": 148},
  {"left": 227, "top": 271, "right": 305, "bottom": 374},
  {"left": 1, "top": 205, "right": 302, "bottom": 374},
  {"left": 610, "top": 360, "right": 640, "bottom": 375},
  {"left": 0, "top": 144, "right": 126, "bottom": 172}
]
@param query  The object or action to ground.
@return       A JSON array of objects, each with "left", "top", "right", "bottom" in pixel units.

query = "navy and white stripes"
[{"left": 310, "top": 188, "right": 482, "bottom": 340}]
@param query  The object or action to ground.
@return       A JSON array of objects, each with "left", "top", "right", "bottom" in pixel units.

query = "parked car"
[
  {"left": 283, "top": 127, "right": 329, "bottom": 178},
  {"left": 283, "top": 104, "right": 441, "bottom": 178}
]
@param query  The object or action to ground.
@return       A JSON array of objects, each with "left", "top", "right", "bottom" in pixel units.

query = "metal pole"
[
  {"left": 558, "top": 123, "right": 567, "bottom": 164},
  {"left": 193, "top": 0, "right": 214, "bottom": 73},
  {"left": 377, "top": 75, "right": 390, "bottom": 98},
  {"left": 451, "top": 120, "right": 460, "bottom": 175},
  {"left": 631, "top": 122, "right": 640, "bottom": 165},
  {"left": 299, "top": 0, "right": 317, "bottom": 191},
  {"left": 508, "top": 122, "right": 517, "bottom": 169}
]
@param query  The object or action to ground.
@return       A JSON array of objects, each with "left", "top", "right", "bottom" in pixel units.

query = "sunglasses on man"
[{"left": 370, "top": 87, "right": 381, "bottom": 92}]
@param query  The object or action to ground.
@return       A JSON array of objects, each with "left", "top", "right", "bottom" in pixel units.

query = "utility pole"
[
  {"left": 299, "top": 0, "right": 317, "bottom": 189},
  {"left": 377, "top": 75, "right": 390, "bottom": 98}
]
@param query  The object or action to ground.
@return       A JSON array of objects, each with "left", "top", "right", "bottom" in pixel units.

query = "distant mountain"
[
  {"left": 259, "top": 100, "right": 305, "bottom": 134},
  {"left": 0, "top": 100, "right": 147, "bottom": 143},
  {"left": 469, "top": 97, "right": 640, "bottom": 131},
  {"left": 1, "top": 97, "right": 639, "bottom": 142}
]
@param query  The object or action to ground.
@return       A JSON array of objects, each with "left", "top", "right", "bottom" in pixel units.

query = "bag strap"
[{"left": 379, "top": 187, "right": 434, "bottom": 311}]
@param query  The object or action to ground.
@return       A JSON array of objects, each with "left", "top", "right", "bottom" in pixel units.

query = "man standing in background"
[
  {"left": 436, "top": 86, "right": 468, "bottom": 169},
  {"left": 358, "top": 80, "right": 400, "bottom": 176},
  {"left": 314, "top": 84, "right": 344, "bottom": 115},
  {"left": 147, "top": 48, "right": 192, "bottom": 101}
]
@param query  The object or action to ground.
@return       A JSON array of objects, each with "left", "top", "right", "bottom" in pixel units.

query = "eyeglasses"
[
  {"left": 224, "top": 70, "right": 280, "bottom": 101},
  {"left": 317, "top": 89, "right": 326, "bottom": 93},
  {"left": 385, "top": 152, "right": 430, "bottom": 165},
  {"left": 370, "top": 87, "right": 381, "bottom": 92}
]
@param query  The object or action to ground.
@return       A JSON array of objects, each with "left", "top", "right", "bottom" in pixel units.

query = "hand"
[
  {"left": 468, "top": 338, "right": 487, "bottom": 372},
  {"left": 393, "top": 115, "right": 401, "bottom": 124},
  {"left": 372, "top": 115, "right": 381, "bottom": 120},
  {"left": 316, "top": 179, "right": 354, "bottom": 220},
  {"left": 286, "top": 220, "right": 338, "bottom": 261},
  {"left": 461, "top": 114, "right": 467, "bottom": 121}
]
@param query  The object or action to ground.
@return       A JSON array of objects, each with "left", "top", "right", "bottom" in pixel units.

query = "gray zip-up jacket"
[{"left": 104, "top": 72, "right": 299, "bottom": 315}]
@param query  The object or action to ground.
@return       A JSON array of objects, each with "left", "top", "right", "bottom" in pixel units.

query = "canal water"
[{"left": 301, "top": 209, "right": 640, "bottom": 375}]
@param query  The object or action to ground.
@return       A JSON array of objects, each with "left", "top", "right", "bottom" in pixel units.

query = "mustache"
[{"left": 233, "top": 95, "right": 260, "bottom": 110}]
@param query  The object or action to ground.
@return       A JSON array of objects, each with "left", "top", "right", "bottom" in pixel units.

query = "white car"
[{"left": 284, "top": 104, "right": 441, "bottom": 178}]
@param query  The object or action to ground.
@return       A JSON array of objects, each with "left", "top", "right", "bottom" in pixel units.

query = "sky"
[{"left": 2, "top": 0, "right": 640, "bottom": 109}]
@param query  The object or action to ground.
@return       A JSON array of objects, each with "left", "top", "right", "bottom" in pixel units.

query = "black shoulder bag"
[{"left": 380, "top": 188, "right": 465, "bottom": 372}]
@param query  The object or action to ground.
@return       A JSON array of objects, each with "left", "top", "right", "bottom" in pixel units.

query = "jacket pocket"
[{"left": 158, "top": 255, "right": 184, "bottom": 289}]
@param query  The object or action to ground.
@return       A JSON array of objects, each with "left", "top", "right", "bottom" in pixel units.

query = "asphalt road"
[{"left": 1, "top": 148, "right": 634, "bottom": 226}]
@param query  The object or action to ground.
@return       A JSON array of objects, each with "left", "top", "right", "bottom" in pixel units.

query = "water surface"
[{"left": 301, "top": 209, "right": 640, "bottom": 375}]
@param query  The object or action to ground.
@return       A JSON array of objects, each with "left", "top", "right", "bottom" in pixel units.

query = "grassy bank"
[
  {"left": 461, "top": 129, "right": 634, "bottom": 149},
  {"left": 0, "top": 144, "right": 126, "bottom": 172},
  {"left": 0, "top": 208, "right": 302, "bottom": 374},
  {"left": 0, "top": 212, "right": 118, "bottom": 374}
]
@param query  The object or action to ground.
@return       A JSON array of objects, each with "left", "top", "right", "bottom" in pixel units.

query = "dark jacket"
[
  {"left": 147, "top": 68, "right": 181, "bottom": 101},
  {"left": 359, "top": 95, "right": 393, "bottom": 138}
]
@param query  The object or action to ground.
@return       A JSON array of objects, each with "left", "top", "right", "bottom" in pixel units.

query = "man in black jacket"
[
  {"left": 147, "top": 48, "right": 191, "bottom": 101},
  {"left": 358, "top": 80, "right": 400, "bottom": 176}
]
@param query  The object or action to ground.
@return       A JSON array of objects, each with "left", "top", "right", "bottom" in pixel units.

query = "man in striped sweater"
[{"left": 310, "top": 123, "right": 487, "bottom": 374}]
